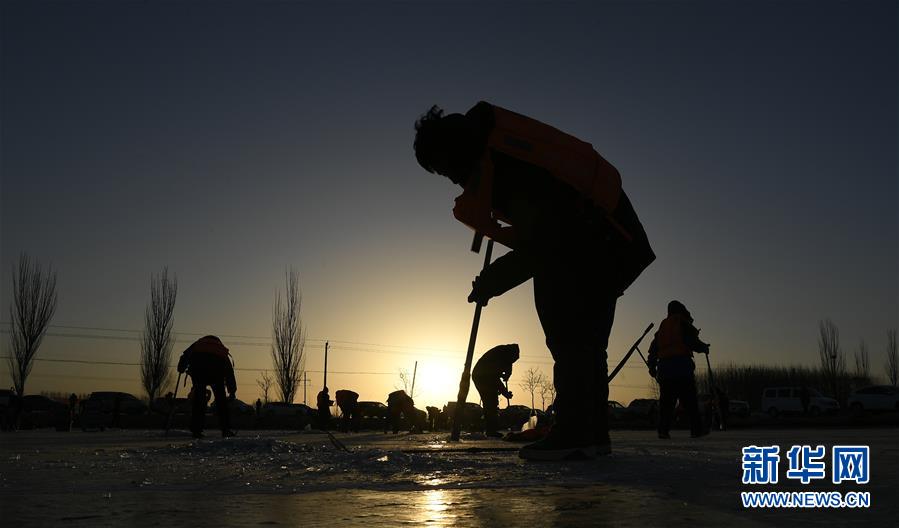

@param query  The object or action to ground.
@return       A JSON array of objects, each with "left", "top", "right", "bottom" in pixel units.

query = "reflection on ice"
[{"left": 418, "top": 489, "right": 453, "bottom": 526}]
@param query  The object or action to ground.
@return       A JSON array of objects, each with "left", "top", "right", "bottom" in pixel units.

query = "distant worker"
[
  {"left": 68, "top": 393, "right": 78, "bottom": 429},
  {"left": 335, "top": 389, "right": 360, "bottom": 432},
  {"left": 800, "top": 386, "right": 810, "bottom": 415},
  {"left": 472, "top": 344, "right": 520, "bottom": 437},
  {"left": 316, "top": 387, "right": 333, "bottom": 430},
  {"left": 414, "top": 102, "right": 654, "bottom": 460},
  {"left": 177, "top": 335, "right": 237, "bottom": 439},
  {"left": 647, "top": 301, "right": 710, "bottom": 439},
  {"left": 426, "top": 406, "right": 440, "bottom": 431},
  {"left": 715, "top": 387, "right": 729, "bottom": 431},
  {"left": 387, "top": 390, "right": 421, "bottom": 434}
]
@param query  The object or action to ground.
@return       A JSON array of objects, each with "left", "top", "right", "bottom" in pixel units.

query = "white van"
[{"left": 761, "top": 387, "right": 839, "bottom": 417}]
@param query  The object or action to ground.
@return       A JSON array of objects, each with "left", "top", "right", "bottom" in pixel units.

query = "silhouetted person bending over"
[
  {"left": 472, "top": 344, "right": 519, "bottom": 437},
  {"left": 335, "top": 389, "right": 360, "bottom": 432},
  {"left": 387, "top": 390, "right": 419, "bottom": 434},
  {"left": 414, "top": 102, "right": 654, "bottom": 460},
  {"left": 177, "top": 335, "right": 237, "bottom": 439},
  {"left": 647, "top": 301, "right": 710, "bottom": 439}
]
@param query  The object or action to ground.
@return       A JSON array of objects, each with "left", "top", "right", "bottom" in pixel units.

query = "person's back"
[
  {"left": 472, "top": 344, "right": 519, "bottom": 379},
  {"left": 647, "top": 301, "right": 709, "bottom": 439},
  {"left": 177, "top": 336, "right": 237, "bottom": 439}
]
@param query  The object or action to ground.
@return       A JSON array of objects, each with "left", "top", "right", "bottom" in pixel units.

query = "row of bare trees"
[
  {"left": 818, "top": 319, "right": 899, "bottom": 403},
  {"left": 518, "top": 367, "right": 556, "bottom": 411},
  {"left": 4, "top": 254, "right": 307, "bottom": 408}
]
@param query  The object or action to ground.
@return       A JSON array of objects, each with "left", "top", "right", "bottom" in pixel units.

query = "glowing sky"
[{"left": 1, "top": 1, "right": 896, "bottom": 409}]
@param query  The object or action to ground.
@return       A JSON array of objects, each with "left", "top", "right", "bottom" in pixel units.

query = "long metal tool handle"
[
  {"left": 704, "top": 350, "right": 723, "bottom": 430},
  {"left": 164, "top": 371, "right": 183, "bottom": 437},
  {"left": 607, "top": 323, "right": 655, "bottom": 383},
  {"left": 451, "top": 237, "right": 494, "bottom": 441}
]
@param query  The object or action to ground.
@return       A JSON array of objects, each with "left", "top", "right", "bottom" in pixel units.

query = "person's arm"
[
  {"left": 647, "top": 338, "right": 659, "bottom": 377},
  {"left": 176, "top": 350, "right": 191, "bottom": 373},
  {"left": 468, "top": 250, "right": 534, "bottom": 305},
  {"left": 682, "top": 322, "right": 710, "bottom": 354},
  {"left": 225, "top": 365, "right": 237, "bottom": 399}
]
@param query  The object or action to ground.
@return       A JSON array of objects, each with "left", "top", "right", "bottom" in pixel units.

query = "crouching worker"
[
  {"left": 335, "top": 389, "right": 360, "bottom": 432},
  {"left": 387, "top": 390, "right": 423, "bottom": 434},
  {"left": 177, "top": 335, "right": 237, "bottom": 439},
  {"left": 647, "top": 301, "right": 710, "bottom": 439},
  {"left": 472, "top": 344, "right": 519, "bottom": 437}
]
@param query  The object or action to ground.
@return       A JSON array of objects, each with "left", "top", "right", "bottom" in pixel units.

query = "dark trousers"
[
  {"left": 473, "top": 375, "right": 500, "bottom": 433},
  {"left": 338, "top": 404, "right": 359, "bottom": 432},
  {"left": 191, "top": 381, "right": 229, "bottom": 434},
  {"left": 658, "top": 375, "right": 701, "bottom": 436},
  {"left": 533, "top": 271, "right": 617, "bottom": 444},
  {"left": 388, "top": 405, "right": 402, "bottom": 434}
]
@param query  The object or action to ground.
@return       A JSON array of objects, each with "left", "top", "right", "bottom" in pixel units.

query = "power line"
[{"left": 0, "top": 356, "right": 393, "bottom": 375}]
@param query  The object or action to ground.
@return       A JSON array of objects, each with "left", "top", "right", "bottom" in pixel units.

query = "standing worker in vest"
[
  {"left": 176, "top": 335, "right": 237, "bottom": 439},
  {"left": 472, "top": 343, "right": 519, "bottom": 437},
  {"left": 316, "top": 387, "right": 333, "bottom": 430},
  {"left": 647, "top": 301, "right": 710, "bottom": 439},
  {"left": 413, "top": 102, "right": 655, "bottom": 460}
]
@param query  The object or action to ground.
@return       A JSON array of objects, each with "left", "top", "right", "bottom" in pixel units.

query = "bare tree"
[
  {"left": 853, "top": 339, "right": 870, "bottom": 380},
  {"left": 519, "top": 367, "right": 545, "bottom": 411},
  {"left": 271, "top": 268, "right": 305, "bottom": 403},
  {"left": 6, "top": 254, "right": 57, "bottom": 396},
  {"left": 396, "top": 368, "right": 412, "bottom": 395},
  {"left": 886, "top": 329, "right": 898, "bottom": 387},
  {"left": 818, "top": 319, "right": 845, "bottom": 400},
  {"left": 538, "top": 375, "right": 556, "bottom": 411},
  {"left": 139, "top": 268, "right": 177, "bottom": 403},
  {"left": 257, "top": 371, "right": 274, "bottom": 404}
]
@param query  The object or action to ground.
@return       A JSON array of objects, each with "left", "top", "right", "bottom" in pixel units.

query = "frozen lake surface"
[{"left": 1, "top": 428, "right": 895, "bottom": 526}]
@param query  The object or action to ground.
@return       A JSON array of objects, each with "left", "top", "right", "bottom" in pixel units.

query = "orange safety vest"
[
  {"left": 189, "top": 336, "right": 230, "bottom": 360},
  {"left": 655, "top": 314, "right": 692, "bottom": 360},
  {"left": 452, "top": 102, "right": 626, "bottom": 249}
]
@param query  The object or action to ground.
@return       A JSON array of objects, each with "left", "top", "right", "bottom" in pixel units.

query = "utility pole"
[
  {"left": 303, "top": 371, "right": 308, "bottom": 405},
  {"left": 410, "top": 361, "right": 418, "bottom": 399},
  {"left": 323, "top": 341, "right": 329, "bottom": 389}
]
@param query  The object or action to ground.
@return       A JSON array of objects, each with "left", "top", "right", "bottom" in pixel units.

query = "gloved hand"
[
  {"left": 505, "top": 391, "right": 513, "bottom": 399},
  {"left": 467, "top": 276, "right": 491, "bottom": 306}
]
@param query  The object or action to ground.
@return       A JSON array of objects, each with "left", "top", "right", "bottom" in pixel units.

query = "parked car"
[
  {"left": 761, "top": 387, "right": 839, "bottom": 417},
  {"left": 357, "top": 401, "right": 388, "bottom": 430},
  {"left": 848, "top": 385, "right": 899, "bottom": 415},
  {"left": 627, "top": 398, "right": 659, "bottom": 425},
  {"left": 607, "top": 400, "right": 628, "bottom": 421},
  {"left": 79, "top": 392, "right": 148, "bottom": 430},
  {"left": 20, "top": 395, "right": 69, "bottom": 429},
  {"left": 209, "top": 398, "right": 255, "bottom": 416},
  {"left": 151, "top": 397, "right": 192, "bottom": 415},
  {"left": 728, "top": 400, "right": 751, "bottom": 419},
  {"left": 83, "top": 392, "right": 148, "bottom": 415},
  {"left": 443, "top": 401, "right": 483, "bottom": 431},
  {"left": 258, "top": 402, "right": 313, "bottom": 429},
  {"left": 0, "top": 390, "right": 18, "bottom": 431}
]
